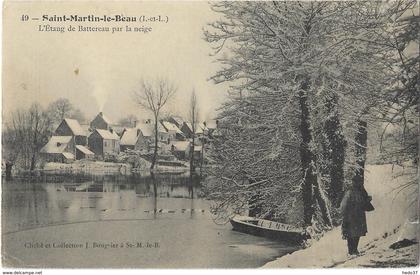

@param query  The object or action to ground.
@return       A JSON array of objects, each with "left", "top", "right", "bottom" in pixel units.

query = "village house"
[
  {"left": 41, "top": 118, "right": 94, "bottom": 162},
  {"left": 120, "top": 127, "right": 149, "bottom": 152},
  {"left": 189, "top": 144, "right": 202, "bottom": 162},
  {"left": 120, "top": 121, "right": 171, "bottom": 153},
  {"left": 55, "top": 118, "right": 87, "bottom": 146},
  {"left": 120, "top": 128, "right": 139, "bottom": 152},
  {"left": 75, "top": 145, "right": 95, "bottom": 160},
  {"left": 204, "top": 120, "right": 218, "bottom": 136},
  {"left": 161, "top": 121, "right": 185, "bottom": 141},
  {"left": 90, "top": 112, "right": 112, "bottom": 131},
  {"left": 88, "top": 129, "right": 120, "bottom": 159},
  {"left": 167, "top": 115, "right": 184, "bottom": 129},
  {"left": 157, "top": 122, "right": 170, "bottom": 144},
  {"left": 170, "top": 141, "right": 202, "bottom": 161},
  {"left": 40, "top": 136, "right": 76, "bottom": 163},
  {"left": 170, "top": 141, "right": 190, "bottom": 160},
  {"left": 180, "top": 122, "right": 207, "bottom": 139},
  {"left": 134, "top": 123, "right": 154, "bottom": 151},
  {"left": 90, "top": 111, "right": 126, "bottom": 136}
]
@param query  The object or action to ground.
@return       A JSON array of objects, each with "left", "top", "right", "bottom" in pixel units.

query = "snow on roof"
[
  {"left": 120, "top": 128, "right": 139, "bottom": 146},
  {"left": 205, "top": 120, "right": 218, "bottom": 129},
  {"left": 80, "top": 124, "right": 91, "bottom": 134},
  {"left": 170, "top": 141, "right": 190, "bottom": 151},
  {"left": 40, "top": 136, "right": 72, "bottom": 154},
  {"left": 95, "top": 129, "right": 120, "bottom": 140},
  {"left": 157, "top": 122, "right": 167, "bottom": 133},
  {"left": 170, "top": 116, "right": 184, "bottom": 125},
  {"left": 62, "top": 152, "right": 75, "bottom": 160},
  {"left": 64, "top": 118, "right": 86, "bottom": 136},
  {"left": 162, "top": 121, "right": 182, "bottom": 134},
  {"left": 136, "top": 123, "right": 153, "bottom": 137},
  {"left": 185, "top": 122, "right": 207, "bottom": 134},
  {"left": 75, "top": 145, "right": 94, "bottom": 155}
]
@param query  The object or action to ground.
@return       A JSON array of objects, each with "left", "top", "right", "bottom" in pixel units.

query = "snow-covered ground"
[
  {"left": 263, "top": 164, "right": 418, "bottom": 268},
  {"left": 43, "top": 160, "right": 132, "bottom": 174}
]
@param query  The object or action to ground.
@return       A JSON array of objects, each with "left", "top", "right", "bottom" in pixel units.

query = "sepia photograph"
[{"left": 1, "top": 0, "right": 419, "bottom": 271}]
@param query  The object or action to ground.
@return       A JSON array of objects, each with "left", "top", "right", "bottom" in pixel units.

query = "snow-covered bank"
[
  {"left": 43, "top": 160, "right": 132, "bottom": 175},
  {"left": 263, "top": 164, "right": 418, "bottom": 268}
]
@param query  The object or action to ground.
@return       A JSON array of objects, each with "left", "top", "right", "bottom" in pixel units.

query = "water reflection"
[
  {"left": 2, "top": 173, "right": 202, "bottom": 233},
  {"left": 2, "top": 173, "right": 300, "bottom": 268}
]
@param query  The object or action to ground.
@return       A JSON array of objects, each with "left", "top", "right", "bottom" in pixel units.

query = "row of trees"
[
  {"left": 2, "top": 98, "right": 86, "bottom": 176},
  {"left": 203, "top": 1, "right": 418, "bottom": 230}
]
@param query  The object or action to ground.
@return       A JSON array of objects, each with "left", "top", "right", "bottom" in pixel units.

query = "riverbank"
[{"left": 263, "top": 164, "right": 418, "bottom": 268}]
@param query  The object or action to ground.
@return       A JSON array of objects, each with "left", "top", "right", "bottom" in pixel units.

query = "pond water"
[{"left": 2, "top": 173, "right": 299, "bottom": 268}]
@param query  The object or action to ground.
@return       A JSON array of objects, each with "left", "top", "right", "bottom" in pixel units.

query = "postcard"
[{"left": 1, "top": 0, "right": 418, "bottom": 270}]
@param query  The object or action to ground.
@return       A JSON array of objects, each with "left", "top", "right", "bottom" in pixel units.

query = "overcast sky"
[{"left": 3, "top": 1, "right": 228, "bottom": 124}]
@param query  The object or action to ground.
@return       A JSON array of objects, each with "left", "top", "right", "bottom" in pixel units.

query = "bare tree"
[
  {"left": 3, "top": 103, "right": 52, "bottom": 174},
  {"left": 47, "top": 98, "right": 86, "bottom": 124},
  {"left": 133, "top": 78, "right": 176, "bottom": 169},
  {"left": 189, "top": 90, "right": 199, "bottom": 189}
]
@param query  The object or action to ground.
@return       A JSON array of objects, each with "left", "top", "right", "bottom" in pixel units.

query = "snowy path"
[{"left": 263, "top": 164, "right": 418, "bottom": 268}]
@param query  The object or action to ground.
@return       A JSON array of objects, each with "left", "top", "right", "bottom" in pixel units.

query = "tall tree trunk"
[
  {"left": 5, "top": 162, "right": 13, "bottom": 181},
  {"left": 189, "top": 134, "right": 195, "bottom": 197},
  {"left": 199, "top": 139, "right": 205, "bottom": 179},
  {"left": 151, "top": 171, "right": 158, "bottom": 219},
  {"left": 352, "top": 119, "right": 368, "bottom": 187},
  {"left": 299, "top": 82, "right": 316, "bottom": 226},
  {"left": 30, "top": 120, "right": 39, "bottom": 172},
  {"left": 314, "top": 181, "right": 332, "bottom": 227},
  {"left": 323, "top": 94, "right": 346, "bottom": 208},
  {"left": 151, "top": 118, "right": 158, "bottom": 170},
  {"left": 30, "top": 154, "right": 36, "bottom": 171}
]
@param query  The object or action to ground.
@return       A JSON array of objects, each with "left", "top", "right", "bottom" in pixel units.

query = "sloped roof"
[
  {"left": 93, "top": 112, "right": 112, "bottom": 125},
  {"left": 162, "top": 121, "right": 182, "bottom": 134},
  {"left": 40, "top": 136, "right": 72, "bottom": 154},
  {"left": 75, "top": 145, "right": 94, "bottom": 155},
  {"left": 95, "top": 129, "right": 120, "bottom": 140},
  {"left": 157, "top": 122, "right": 167, "bottom": 133},
  {"left": 120, "top": 128, "right": 139, "bottom": 146},
  {"left": 64, "top": 118, "right": 86, "bottom": 136},
  {"left": 80, "top": 124, "right": 91, "bottom": 134},
  {"left": 170, "top": 116, "right": 184, "bottom": 126},
  {"left": 170, "top": 141, "right": 190, "bottom": 151},
  {"left": 205, "top": 120, "right": 218, "bottom": 129},
  {"left": 185, "top": 122, "right": 207, "bottom": 134},
  {"left": 62, "top": 152, "right": 75, "bottom": 159},
  {"left": 136, "top": 123, "right": 153, "bottom": 137}
]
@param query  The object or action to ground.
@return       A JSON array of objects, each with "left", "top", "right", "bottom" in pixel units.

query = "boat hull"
[{"left": 230, "top": 217, "right": 307, "bottom": 244}]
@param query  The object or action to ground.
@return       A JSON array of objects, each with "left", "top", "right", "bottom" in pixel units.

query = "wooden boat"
[{"left": 230, "top": 215, "right": 309, "bottom": 244}]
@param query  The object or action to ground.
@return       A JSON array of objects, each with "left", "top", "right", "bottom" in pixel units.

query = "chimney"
[{"left": 134, "top": 120, "right": 137, "bottom": 128}]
